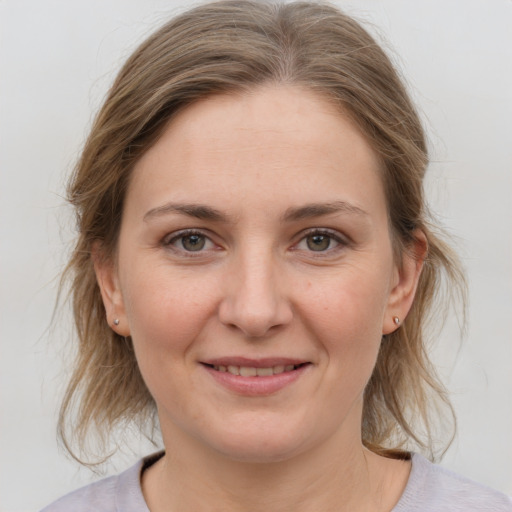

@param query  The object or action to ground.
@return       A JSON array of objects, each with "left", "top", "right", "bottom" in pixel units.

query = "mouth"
[
  {"left": 200, "top": 359, "right": 311, "bottom": 395},
  {"left": 203, "top": 363, "right": 308, "bottom": 377}
]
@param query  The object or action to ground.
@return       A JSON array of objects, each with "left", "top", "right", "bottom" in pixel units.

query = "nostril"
[
  {"left": 219, "top": 303, "right": 291, "bottom": 338},
  {"left": 217, "top": 268, "right": 293, "bottom": 337}
]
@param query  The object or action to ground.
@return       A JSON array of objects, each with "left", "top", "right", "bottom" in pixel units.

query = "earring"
[
  {"left": 393, "top": 316, "right": 400, "bottom": 326},
  {"left": 113, "top": 318, "right": 120, "bottom": 326}
]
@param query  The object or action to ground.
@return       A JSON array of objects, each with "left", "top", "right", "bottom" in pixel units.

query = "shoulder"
[
  {"left": 394, "top": 453, "right": 512, "bottom": 512},
  {"left": 40, "top": 458, "right": 150, "bottom": 512}
]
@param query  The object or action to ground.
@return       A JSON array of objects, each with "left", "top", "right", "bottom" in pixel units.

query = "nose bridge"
[{"left": 219, "top": 242, "right": 292, "bottom": 337}]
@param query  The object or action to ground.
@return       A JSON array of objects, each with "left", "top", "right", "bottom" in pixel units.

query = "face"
[{"left": 97, "top": 86, "right": 421, "bottom": 463}]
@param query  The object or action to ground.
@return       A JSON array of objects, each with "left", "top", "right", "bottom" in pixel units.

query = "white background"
[{"left": 1, "top": 1, "right": 511, "bottom": 510}]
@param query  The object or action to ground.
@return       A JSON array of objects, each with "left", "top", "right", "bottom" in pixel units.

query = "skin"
[{"left": 96, "top": 85, "right": 424, "bottom": 511}]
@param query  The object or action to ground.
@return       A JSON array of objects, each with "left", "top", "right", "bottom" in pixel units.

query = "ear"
[
  {"left": 92, "top": 242, "right": 131, "bottom": 337},
  {"left": 382, "top": 230, "right": 427, "bottom": 335}
]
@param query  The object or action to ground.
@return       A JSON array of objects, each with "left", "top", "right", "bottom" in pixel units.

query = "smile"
[
  {"left": 209, "top": 364, "right": 303, "bottom": 377},
  {"left": 201, "top": 360, "right": 311, "bottom": 396}
]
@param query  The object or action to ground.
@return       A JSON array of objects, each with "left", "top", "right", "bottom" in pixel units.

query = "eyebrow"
[
  {"left": 143, "top": 200, "right": 368, "bottom": 223},
  {"left": 282, "top": 201, "right": 368, "bottom": 222},
  {"left": 143, "top": 202, "right": 227, "bottom": 222}
]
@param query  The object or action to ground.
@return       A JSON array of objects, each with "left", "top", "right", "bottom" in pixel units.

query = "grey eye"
[
  {"left": 166, "top": 230, "right": 216, "bottom": 254},
  {"left": 181, "top": 234, "right": 206, "bottom": 251},
  {"left": 306, "top": 234, "right": 331, "bottom": 251}
]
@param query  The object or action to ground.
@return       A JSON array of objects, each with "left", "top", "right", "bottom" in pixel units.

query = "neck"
[{"left": 142, "top": 417, "right": 409, "bottom": 512}]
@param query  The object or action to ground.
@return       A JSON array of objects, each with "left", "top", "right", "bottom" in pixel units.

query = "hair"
[{"left": 59, "top": 0, "right": 466, "bottom": 464}]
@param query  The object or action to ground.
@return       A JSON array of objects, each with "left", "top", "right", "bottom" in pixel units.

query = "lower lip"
[{"left": 201, "top": 364, "right": 310, "bottom": 396}]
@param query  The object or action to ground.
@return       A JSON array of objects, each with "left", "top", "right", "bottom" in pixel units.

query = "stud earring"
[
  {"left": 393, "top": 316, "right": 400, "bottom": 326},
  {"left": 113, "top": 318, "right": 120, "bottom": 326}
]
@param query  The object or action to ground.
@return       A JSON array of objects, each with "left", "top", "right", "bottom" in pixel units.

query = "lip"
[
  {"left": 201, "top": 356, "right": 307, "bottom": 368},
  {"left": 200, "top": 357, "right": 312, "bottom": 396}
]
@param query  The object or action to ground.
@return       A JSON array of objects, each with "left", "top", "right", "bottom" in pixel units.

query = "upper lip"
[{"left": 200, "top": 357, "right": 310, "bottom": 368}]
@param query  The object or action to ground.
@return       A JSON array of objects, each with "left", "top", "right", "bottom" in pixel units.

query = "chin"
[
  {"left": 214, "top": 438, "right": 305, "bottom": 464},
  {"left": 201, "top": 416, "right": 316, "bottom": 464}
]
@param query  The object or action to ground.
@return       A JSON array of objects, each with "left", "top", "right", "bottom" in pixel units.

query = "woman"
[{"left": 42, "top": 1, "right": 512, "bottom": 510}]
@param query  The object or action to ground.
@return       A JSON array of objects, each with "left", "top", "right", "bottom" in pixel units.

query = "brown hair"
[{"left": 59, "top": 0, "right": 465, "bottom": 463}]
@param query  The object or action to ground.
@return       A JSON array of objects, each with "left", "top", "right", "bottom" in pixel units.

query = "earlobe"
[
  {"left": 92, "top": 242, "right": 131, "bottom": 336},
  {"left": 383, "top": 231, "right": 427, "bottom": 335}
]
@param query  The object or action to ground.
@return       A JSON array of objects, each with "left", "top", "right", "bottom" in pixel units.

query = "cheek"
[
  {"left": 119, "top": 267, "right": 223, "bottom": 421},
  {"left": 298, "top": 266, "right": 391, "bottom": 380},
  {"left": 301, "top": 264, "right": 391, "bottom": 339},
  {"left": 120, "top": 264, "right": 220, "bottom": 365}
]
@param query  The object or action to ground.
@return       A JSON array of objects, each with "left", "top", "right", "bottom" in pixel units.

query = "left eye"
[{"left": 296, "top": 231, "right": 342, "bottom": 252}]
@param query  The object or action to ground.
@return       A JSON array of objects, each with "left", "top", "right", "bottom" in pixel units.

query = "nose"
[{"left": 218, "top": 251, "right": 293, "bottom": 338}]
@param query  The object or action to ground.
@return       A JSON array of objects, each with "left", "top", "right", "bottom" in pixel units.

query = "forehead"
[{"left": 126, "top": 85, "right": 386, "bottom": 220}]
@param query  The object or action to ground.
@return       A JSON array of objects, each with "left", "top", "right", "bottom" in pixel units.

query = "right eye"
[{"left": 165, "top": 230, "right": 216, "bottom": 254}]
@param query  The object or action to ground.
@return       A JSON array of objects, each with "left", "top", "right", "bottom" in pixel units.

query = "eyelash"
[
  {"left": 163, "top": 229, "right": 217, "bottom": 257},
  {"left": 162, "top": 228, "right": 349, "bottom": 257},
  {"left": 293, "top": 228, "right": 348, "bottom": 256}
]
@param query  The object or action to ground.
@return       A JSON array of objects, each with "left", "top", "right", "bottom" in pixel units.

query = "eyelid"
[
  {"left": 293, "top": 227, "right": 350, "bottom": 253},
  {"left": 163, "top": 228, "right": 219, "bottom": 255},
  {"left": 161, "top": 227, "right": 349, "bottom": 257},
  {"left": 164, "top": 228, "right": 205, "bottom": 244}
]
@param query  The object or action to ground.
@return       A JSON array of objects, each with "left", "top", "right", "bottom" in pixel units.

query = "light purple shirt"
[{"left": 41, "top": 452, "right": 512, "bottom": 511}]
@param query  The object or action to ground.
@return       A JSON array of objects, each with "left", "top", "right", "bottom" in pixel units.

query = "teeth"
[
  {"left": 227, "top": 365, "right": 239, "bottom": 375},
  {"left": 256, "top": 367, "right": 273, "bottom": 377},
  {"left": 240, "top": 366, "right": 257, "bottom": 377},
  {"left": 212, "top": 364, "right": 301, "bottom": 376}
]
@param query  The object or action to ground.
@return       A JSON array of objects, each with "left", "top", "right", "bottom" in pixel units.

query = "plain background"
[{"left": 1, "top": 1, "right": 511, "bottom": 510}]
